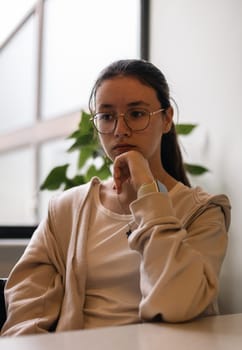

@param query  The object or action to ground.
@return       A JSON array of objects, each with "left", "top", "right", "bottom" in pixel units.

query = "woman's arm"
[
  {"left": 129, "top": 192, "right": 229, "bottom": 322},
  {"left": 1, "top": 217, "right": 65, "bottom": 336}
]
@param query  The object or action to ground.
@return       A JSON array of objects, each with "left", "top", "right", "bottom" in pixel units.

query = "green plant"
[
  {"left": 175, "top": 124, "right": 209, "bottom": 176},
  {"left": 40, "top": 111, "right": 208, "bottom": 191}
]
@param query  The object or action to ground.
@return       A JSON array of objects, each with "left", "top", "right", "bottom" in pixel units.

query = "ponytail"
[{"left": 161, "top": 123, "right": 191, "bottom": 187}]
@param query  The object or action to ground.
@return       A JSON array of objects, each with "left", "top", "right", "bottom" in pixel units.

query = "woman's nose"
[{"left": 114, "top": 114, "right": 131, "bottom": 136}]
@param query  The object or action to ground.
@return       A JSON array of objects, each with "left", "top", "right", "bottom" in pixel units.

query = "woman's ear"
[{"left": 163, "top": 106, "right": 173, "bottom": 134}]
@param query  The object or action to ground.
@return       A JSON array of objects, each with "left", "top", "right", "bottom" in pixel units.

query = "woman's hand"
[{"left": 113, "top": 150, "right": 154, "bottom": 194}]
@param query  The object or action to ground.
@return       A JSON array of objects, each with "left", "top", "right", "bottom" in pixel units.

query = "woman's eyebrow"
[
  {"left": 97, "top": 103, "right": 114, "bottom": 109},
  {"left": 127, "top": 100, "right": 150, "bottom": 107},
  {"left": 97, "top": 100, "right": 150, "bottom": 109}
]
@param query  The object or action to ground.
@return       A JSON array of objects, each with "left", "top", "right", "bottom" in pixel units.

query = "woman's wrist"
[{"left": 137, "top": 180, "right": 167, "bottom": 198}]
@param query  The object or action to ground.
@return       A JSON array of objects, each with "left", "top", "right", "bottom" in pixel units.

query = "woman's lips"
[{"left": 112, "top": 144, "right": 135, "bottom": 154}]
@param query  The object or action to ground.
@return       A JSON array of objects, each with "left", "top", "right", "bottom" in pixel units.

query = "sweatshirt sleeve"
[
  {"left": 129, "top": 192, "right": 229, "bottom": 323},
  {"left": 1, "top": 210, "right": 65, "bottom": 336}
]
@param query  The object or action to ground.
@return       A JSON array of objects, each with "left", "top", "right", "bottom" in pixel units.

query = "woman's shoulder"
[
  {"left": 49, "top": 177, "right": 101, "bottom": 213},
  {"left": 171, "top": 181, "right": 230, "bottom": 204},
  {"left": 170, "top": 182, "right": 231, "bottom": 228}
]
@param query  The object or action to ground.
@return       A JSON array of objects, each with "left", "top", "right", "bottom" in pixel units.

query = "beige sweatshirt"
[{"left": 1, "top": 178, "right": 231, "bottom": 336}]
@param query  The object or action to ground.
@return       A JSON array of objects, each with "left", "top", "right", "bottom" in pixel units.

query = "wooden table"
[{"left": 1, "top": 313, "right": 241, "bottom": 349}]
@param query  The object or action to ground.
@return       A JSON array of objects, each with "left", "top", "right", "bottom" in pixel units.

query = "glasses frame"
[{"left": 90, "top": 108, "right": 165, "bottom": 134}]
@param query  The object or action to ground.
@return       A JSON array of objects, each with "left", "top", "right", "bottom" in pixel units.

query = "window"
[
  {"left": 0, "top": 0, "right": 147, "bottom": 226},
  {"left": 0, "top": 15, "right": 37, "bottom": 133}
]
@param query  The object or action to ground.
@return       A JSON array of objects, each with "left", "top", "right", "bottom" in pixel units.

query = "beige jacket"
[{"left": 1, "top": 178, "right": 231, "bottom": 336}]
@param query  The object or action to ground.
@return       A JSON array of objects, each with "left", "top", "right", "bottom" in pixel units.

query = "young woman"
[{"left": 1, "top": 59, "right": 231, "bottom": 336}]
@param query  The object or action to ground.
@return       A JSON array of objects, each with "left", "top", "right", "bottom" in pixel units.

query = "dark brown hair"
[{"left": 89, "top": 59, "right": 190, "bottom": 187}]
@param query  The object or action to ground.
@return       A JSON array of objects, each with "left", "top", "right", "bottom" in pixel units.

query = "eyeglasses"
[{"left": 90, "top": 108, "right": 164, "bottom": 134}]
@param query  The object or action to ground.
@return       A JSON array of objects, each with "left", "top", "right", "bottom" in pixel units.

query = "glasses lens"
[
  {"left": 125, "top": 109, "right": 150, "bottom": 131},
  {"left": 94, "top": 113, "right": 116, "bottom": 134},
  {"left": 93, "top": 109, "right": 151, "bottom": 133}
]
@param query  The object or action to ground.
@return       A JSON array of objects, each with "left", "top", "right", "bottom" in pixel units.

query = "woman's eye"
[
  {"left": 129, "top": 110, "right": 146, "bottom": 119},
  {"left": 98, "top": 113, "right": 114, "bottom": 121}
]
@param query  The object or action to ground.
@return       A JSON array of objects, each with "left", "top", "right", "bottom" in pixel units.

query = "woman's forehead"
[{"left": 95, "top": 76, "right": 159, "bottom": 106}]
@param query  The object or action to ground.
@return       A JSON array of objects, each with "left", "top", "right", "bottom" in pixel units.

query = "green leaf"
[
  {"left": 68, "top": 129, "right": 82, "bottom": 139},
  {"left": 68, "top": 112, "right": 92, "bottom": 140},
  {"left": 64, "top": 175, "right": 85, "bottom": 190},
  {"left": 78, "top": 145, "right": 96, "bottom": 168},
  {"left": 185, "top": 163, "right": 209, "bottom": 175},
  {"left": 78, "top": 111, "right": 92, "bottom": 132},
  {"left": 67, "top": 134, "right": 95, "bottom": 152},
  {"left": 97, "top": 163, "right": 112, "bottom": 179},
  {"left": 67, "top": 111, "right": 95, "bottom": 152},
  {"left": 86, "top": 163, "right": 112, "bottom": 181},
  {"left": 40, "top": 164, "right": 69, "bottom": 190},
  {"left": 86, "top": 165, "right": 99, "bottom": 180},
  {"left": 176, "top": 124, "right": 197, "bottom": 135}
]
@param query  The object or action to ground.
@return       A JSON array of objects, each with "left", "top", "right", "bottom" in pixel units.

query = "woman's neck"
[{"left": 100, "top": 168, "right": 178, "bottom": 215}]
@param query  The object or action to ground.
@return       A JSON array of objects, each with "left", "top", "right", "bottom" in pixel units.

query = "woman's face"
[{"left": 95, "top": 76, "right": 173, "bottom": 165}]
